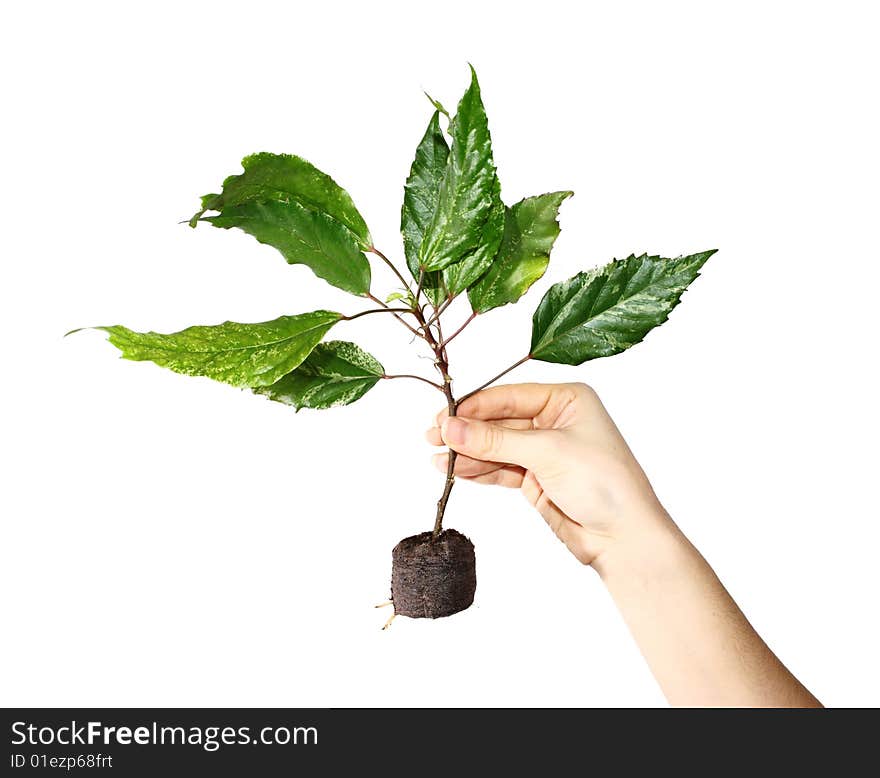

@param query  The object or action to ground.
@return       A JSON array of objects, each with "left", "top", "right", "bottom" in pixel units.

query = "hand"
[
  {"left": 428, "top": 382, "right": 822, "bottom": 706},
  {"left": 426, "top": 382, "right": 672, "bottom": 566}
]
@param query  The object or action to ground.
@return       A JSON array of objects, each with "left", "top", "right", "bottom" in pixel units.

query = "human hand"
[{"left": 426, "top": 383, "right": 672, "bottom": 566}]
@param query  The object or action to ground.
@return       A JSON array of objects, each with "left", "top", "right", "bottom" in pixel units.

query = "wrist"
[{"left": 591, "top": 506, "right": 694, "bottom": 584}]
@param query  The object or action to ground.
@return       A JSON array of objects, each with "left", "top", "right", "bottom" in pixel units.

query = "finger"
[
  {"left": 520, "top": 469, "right": 543, "bottom": 506},
  {"left": 432, "top": 452, "right": 504, "bottom": 477},
  {"left": 426, "top": 417, "right": 532, "bottom": 445},
  {"left": 425, "top": 426, "right": 444, "bottom": 446},
  {"left": 440, "top": 415, "right": 558, "bottom": 471},
  {"left": 434, "top": 383, "right": 559, "bottom": 426},
  {"left": 461, "top": 466, "right": 525, "bottom": 488},
  {"left": 439, "top": 382, "right": 592, "bottom": 430},
  {"left": 521, "top": 472, "right": 570, "bottom": 537},
  {"left": 520, "top": 471, "right": 590, "bottom": 562}
]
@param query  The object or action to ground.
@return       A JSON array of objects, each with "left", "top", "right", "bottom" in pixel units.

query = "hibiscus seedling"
[{"left": 74, "top": 67, "right": 715, "bottom": 624}]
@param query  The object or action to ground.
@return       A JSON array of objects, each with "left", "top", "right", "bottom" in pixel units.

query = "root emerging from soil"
[{"left": 391, "top": 529, "right": 476, "bottom": 619}]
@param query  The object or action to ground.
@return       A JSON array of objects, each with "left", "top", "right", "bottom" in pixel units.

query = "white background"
[{"left": 2, "top": 1, "right": 878, "bottom": 707}]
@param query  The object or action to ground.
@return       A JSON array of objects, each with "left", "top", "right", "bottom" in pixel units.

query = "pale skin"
[{"left": 426, "top": 382, "right": 821, "bottom": 708}]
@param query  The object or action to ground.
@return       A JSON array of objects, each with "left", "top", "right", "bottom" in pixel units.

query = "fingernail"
[{"left": 442, "top": 417, "right": 468, "bottom": 446}]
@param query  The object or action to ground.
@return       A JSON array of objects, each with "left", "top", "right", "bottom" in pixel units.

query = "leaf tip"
[
  {"left": 423, "top": 91, "right": 450, "bottom": 119},
  {"left": 65, "top": 325, "right": 111, "bottom": 339}
]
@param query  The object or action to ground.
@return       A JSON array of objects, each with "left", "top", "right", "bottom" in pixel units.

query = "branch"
[
  {"left": 456, "top": 355, "right": 532, "bottom": 408},
  {"left": 414, "top": 267, "right": 426, "bottom": 307},
  {"left": 344, "top": 307, "right": 413, "bottom": 322},
  {"left": 370, "top": 247, "right": 413, "bottom": 293},
  {"left": 432, "top": 364, "right": 457, "bottom": 539},
  {"left": 406, "top": 296, "right": 459, "bottom": 539},
  {"left": 382, "top": 374, "right": 444, "bottom": 391},
  {"left": 365, "top": 293, "right": 425, "bottom": 339},
  {"left": 440, "top": 311, "right": 476, "bottom": 348},
  {"left": 424, "top": 299, "right": 452, "bottom": 329}
]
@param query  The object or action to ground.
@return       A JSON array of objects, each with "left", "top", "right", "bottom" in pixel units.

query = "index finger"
[{"left": 434, "top": 383, "right": 558, "bottom": 426}]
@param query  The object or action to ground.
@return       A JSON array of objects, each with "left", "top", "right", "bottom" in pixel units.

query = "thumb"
[{"left": 440, "top": 416, "right": 554, "bottom": 472}]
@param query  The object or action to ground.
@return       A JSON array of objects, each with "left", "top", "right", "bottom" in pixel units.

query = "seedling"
[{"left": 76, "top": 68, "right": 715, "bottom": 622}]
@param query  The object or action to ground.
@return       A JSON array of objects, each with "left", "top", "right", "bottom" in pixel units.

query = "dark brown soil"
[{"left": 391, "top": 529, "right": 476, "bottom": 618}]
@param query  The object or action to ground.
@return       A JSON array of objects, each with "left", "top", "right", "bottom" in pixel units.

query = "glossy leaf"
[
  {"left": 191, "top": 153, "right": 372, "bottom": 295},
  {"left": 401, "top": 111, "right": 449, "bottom": 306},
  {"left": 440, "top": 174, "right": 504, "bottom": 298},
  {"left": 254, "top": 340, "right": 383, "bottom": 411},
  {"left": 96, "top": 311, "right": 342, "bottom": 387},
  {"left": 418, "top": 67, "right": 500, "bottom": 273},
  {"left": 202, "top": 200, "right": 371, "bottom": 295},
  {"left": 468, "top": 191, "right": 573, "bottom": 313},
  {"left": 530, "top": 251, "right": 717, "bottom": 364}
]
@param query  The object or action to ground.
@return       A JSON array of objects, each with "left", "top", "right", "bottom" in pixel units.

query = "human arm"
[{"left": 426, "top": 382, "right": 821, "bottom": 707}]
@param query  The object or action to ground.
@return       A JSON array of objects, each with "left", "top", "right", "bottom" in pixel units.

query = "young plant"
[{"left": 76, "top": 67, "right": 715, "bottom": 623}]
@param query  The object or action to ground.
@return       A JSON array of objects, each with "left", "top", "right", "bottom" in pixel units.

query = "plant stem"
[
  {"left": 432, "top": 360, "right": 457, "bottom": 540},
  {"left": 365, "top": 293, "right": 425, "bottom": 339},
  {"left": 370, "top": 247, "right": 413, "bottom": 293},
  {"left": 424, "top": 300, "right": 451, "bottom": 329},
  {"left": 457, "top": 355, "right": 532, "bottom": 407},
  {"left": 414, "top": 267, "right": 426, "bottom": 307},
  {"left": 382, "top": 374, "right": 444, "bottom": 391},
  {"left": 408, "top": 300, "right": 458, "bottom": 539},
  {"left": 344, "top": 307, "right": 413, "bottom": 322},
  {"left": 440, "top": 311, "right": 477, "bottom": 348}
]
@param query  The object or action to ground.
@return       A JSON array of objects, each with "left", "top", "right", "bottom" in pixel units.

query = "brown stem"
[
  {"left": 365, "top": 293, "right": 425, "bottom": 339},
  {"left": 370, "top": 247, "right": 413, "bottom": 293},
  {"left": 408, "top": 299, "right": 458, "bottom": 539},
  {"left": 440, "top": 311, "right": 477, "bottom": 348},
  {"left": 382, "top": 374, "right": 444, "bottom": 391},
  {"left": 433, "top": 388, "right": 457, "bottom": 539},
  {"left": 424, "top": 298, "right": 452, "bottom": 329},
  {"left": 414, "top": 267, "right": 426, "bottom": 308},
  {"left": 457, "top": 355, "right": 532, "bottom": 408},
  {"left": 433, "top": 313, "right": 447, "bottom": 362},
  {"left": 344, "top": 307, "right": 413, "bottom": 322}
]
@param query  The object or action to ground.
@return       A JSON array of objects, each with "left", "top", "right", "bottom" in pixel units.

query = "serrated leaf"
[
  {"left": 418, "top": 67, "right": 500, "bottom": 273},
  {"left": 203, "top": 200, "right": 370, "bottom": 295},
  {"left": 401, "top": 111, "right": 449, "bottom": 306},
  {"left": 530, "top": 251, "right": 717, "bottom": 364},
  {"left": 191, "top": 153, "right": 372, "bottom": 296},
  {"left": 96, "top": 311, "right": 342, "bottom": 387},
  {"left": 254, "top": 340, "right": 383, "bottom": 411},
  {"left": 441, "top": 174, "right": 504, "bottom": 298},
  {"left": 468, "top": 191, "right": 573, "bottom": 314}
]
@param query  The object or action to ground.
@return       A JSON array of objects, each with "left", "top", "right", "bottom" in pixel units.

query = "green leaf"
[
  {"left": 191, "top": 153, "right": 372, "bottom": 296},
  {"left": 530, "top": 251, "right": 717, "bottom": 364},
  {"left": 203, "top": 201, "right": 371, "bottom": 295},
  {"left": 441, "top": 174, "right": 504, "bottom": 298},
  {"left": 96, "top": 311, "right": 342, "bottom": 387},
  {"left": 401, "top": 111, "right": 449, "bottom": 306},
  {"left": 418, "top": 67, "right": 500, "bottom": 273},
  {"left": 468, "top": 191, "right": 573, "bottom": 314},
  {"left": 254, "top": 340, "right": 384, "bottom": 411},
  {"left": 385, "top": 291, "right": 406, "bottom": 303}
]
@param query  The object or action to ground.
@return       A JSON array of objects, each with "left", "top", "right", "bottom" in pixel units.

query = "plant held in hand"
[{"left": 75, "top": 67, "right": 716, "bottom": 623}]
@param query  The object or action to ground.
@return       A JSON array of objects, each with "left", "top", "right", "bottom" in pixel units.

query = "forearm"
[{"left": 593, "top": 512, "right": 822, "bottom": 708}]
